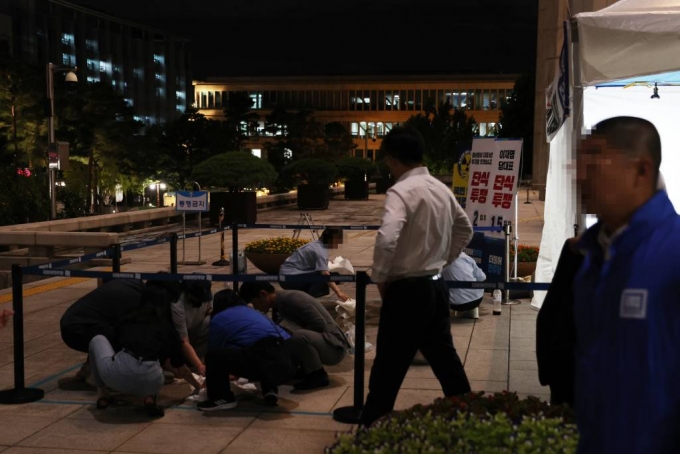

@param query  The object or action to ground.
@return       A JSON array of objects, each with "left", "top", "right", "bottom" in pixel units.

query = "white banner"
[
  {"left": 176, "top": 191, "right": 209, "bottom": 212},
  {"left": 464, "top": 138, "right": 523, "bottom": 238}
]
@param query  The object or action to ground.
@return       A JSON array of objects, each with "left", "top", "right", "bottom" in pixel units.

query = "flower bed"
[
  {"left": 244, "top": 237, "right": 311, "bottom": 255},
  {"left": 327, "top": 392, "right": 578, "bottom": 453},
  {"left": 511, "top": 245, "right": 539, "bottom": 262}
]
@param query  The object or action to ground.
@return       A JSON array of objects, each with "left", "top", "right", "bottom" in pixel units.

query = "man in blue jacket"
[{"left": 574, "top": 116, "right": 680, "bottom": 453}]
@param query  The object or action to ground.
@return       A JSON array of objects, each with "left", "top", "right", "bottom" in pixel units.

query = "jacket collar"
[{"left": 578, "top": 190, "right": 677, "bottom": 259}]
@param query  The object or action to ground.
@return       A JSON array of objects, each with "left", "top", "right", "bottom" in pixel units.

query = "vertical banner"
[
  {"left": 451, "top": 145, "right": 472, "bottom": 208},
  {"left": 546, "top": 21, "right": 571, "bottom": 143},
  {"left": 464, "top": 138, "right": 523, "bottom": 239}
]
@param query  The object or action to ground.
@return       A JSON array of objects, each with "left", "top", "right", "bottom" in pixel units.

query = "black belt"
[{"left": 393, "top": 274, "right": 442, "bottom": 284}]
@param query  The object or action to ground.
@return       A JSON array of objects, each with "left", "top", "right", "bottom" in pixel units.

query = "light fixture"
[{"left": 651, "top": 83, "right": 660, "bottom": 99}]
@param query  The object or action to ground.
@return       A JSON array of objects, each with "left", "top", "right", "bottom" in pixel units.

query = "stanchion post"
[
  {"left": 231, "top": 222, "right": 239, "bottom": 292},
  {"left": 0, "top": 265, "right": 44, "bottom": 404},
  {"left": 503, "top": 222, "right": 512, "bottom": 304},
  {"left": 170, "top": 233, "right": 178, "bottom": 274},
  {"left": 112, "top": 244, "right": 121, "bottom": 273},
  {"left": 212, "top": 207, "right": 230, "bottom": 267},
  {"left": 333, "top": 270, "right": 367, "bottom": 424}
]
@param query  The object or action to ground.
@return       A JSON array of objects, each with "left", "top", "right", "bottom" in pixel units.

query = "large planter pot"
[
  {"left": 375, "top": 177, "right": 394, "bottom": 194},
  {"left": 209, "top": 191, "right": 257, "bottom": 226},
  {"left": 516, "top": 261, "right": 537, "bottom": 278},
  {"left": 244, "top": 251, "right": 290, "bottom": 274},
  {"left": 297, "top": 184, "right": 329, "bottom": 210},
  {"left": 344, "top": 180, "right": 369, "bottom": 200}
]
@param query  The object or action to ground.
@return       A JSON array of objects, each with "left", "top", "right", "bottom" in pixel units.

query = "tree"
[
  {"left": 57, "top": 82, "right": 142, "bottom": 213},
  {"left": 0, "top": 61, "right": 45, "bottom": 170},
  {"left": 404, "top": 101, "right": 477, "bottom": 174},
  {"left": 192, "top": 151, "right": 277, "bottom": 192},
  {"left": 120, "top": 109, "right": 226, "bottom": 192},
  {"left": 498, "top": 72, "right": 535, "bottom": 178},
  {"left": 323, "top": 121, "right": 356, "bottom": 160},
  {"left": 223, "top": 92, "right": 259, "bottom": 150}
]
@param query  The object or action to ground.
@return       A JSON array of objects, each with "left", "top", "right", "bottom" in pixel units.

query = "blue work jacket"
[{"left": 574, "top": 190, "right": 680, "bottom": 454}]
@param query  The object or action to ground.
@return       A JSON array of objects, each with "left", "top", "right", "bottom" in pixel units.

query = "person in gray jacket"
[{"left": 239, "top": 282, "right": 349, "bottom": 390}]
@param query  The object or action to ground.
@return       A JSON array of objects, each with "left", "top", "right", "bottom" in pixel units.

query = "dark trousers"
[
  {"left": 205, "top": 337, "right": 310, "bottom": 401},
  {"left": 451, "top": 296, "right": 484, "bottom": 313},
  {"left": 280, "top": 272, "right": 330, "bottom": 298},
  {"left": 361, "top": 277, "right": 471, "bottom": 426},
  {"left": 205, "top": 346, "right": 270, "bottom": 401}
]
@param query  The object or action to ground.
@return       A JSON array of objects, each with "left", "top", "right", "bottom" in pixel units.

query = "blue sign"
[
  {"left": 464, "top": 232, "right": 505, "bottom": 285},
  {"left": 176, "top": 191, "right": 208, "bottom": 212}
]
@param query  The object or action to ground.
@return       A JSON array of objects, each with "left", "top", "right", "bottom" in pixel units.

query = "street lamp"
[{"left": 46, "top": 63, "right": 78, "bottom": 220}]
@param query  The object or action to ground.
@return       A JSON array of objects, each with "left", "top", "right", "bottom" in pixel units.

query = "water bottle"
[{"left": 493, "top": 289, "right": 502, "bottom": 315}]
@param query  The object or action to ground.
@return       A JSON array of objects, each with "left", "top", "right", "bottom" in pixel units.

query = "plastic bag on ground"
[
  {"left": 335, "top": 298, "right": 356, "bottom": 318},
  {"left": 328, "top": 256, "right": 355, "bottom": 275}
]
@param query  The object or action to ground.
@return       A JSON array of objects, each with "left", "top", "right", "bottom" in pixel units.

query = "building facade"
[
  {"left": 194, "top": 75, "right": 516, "bottom": 160},
  {"left": 0, "top": 0, "right": 191, "bottom": 125},
  {"left": 533, "top": 0, "right": 618, "bottom": 198}
]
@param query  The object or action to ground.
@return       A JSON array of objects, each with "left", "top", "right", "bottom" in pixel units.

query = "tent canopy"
[{"left": 576, "top": 0, "right": 680, "bottom": 86}]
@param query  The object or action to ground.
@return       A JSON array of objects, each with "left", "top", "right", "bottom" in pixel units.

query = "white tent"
[{"left": 532, "top": 0, "right": 680, "bottom": 310}]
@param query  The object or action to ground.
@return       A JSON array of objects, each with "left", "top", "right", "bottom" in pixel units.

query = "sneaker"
[
  {"left": 294, "top": 369, "right": 330, "bottom": 390},
  {"left": 197, "top": 396, "right": 237, "bottom": 411},
  {"left": 263, "top": 389, "right": 278, "bottom": 406}
]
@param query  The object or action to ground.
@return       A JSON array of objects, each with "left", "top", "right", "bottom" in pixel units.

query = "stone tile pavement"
[{"left": 0, "top": 191, "right": 547, "bottom": 453}]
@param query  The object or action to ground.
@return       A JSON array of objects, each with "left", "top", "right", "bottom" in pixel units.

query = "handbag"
[{"left": 244, "top": 336, "right": 297, "bottom": 386}]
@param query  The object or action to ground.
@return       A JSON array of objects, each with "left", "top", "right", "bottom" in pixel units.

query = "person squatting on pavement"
[
  {"left": 170, "top": 279, "right": 213, "bottom": 376},
  {"left": 443, "top": 251, "right": 487, "bottom": 319},
  {"left": 239, "top": 282, "right": 350, "bottom": 390},
  {"left": 88, "top": 282, "right": 201, "bottom": 418},
  {"left": 360, "top": 126, "right": 474, "bottom": 427},
  {"left": 572, "top": 116, "right": 680, "bottom": 453},
  {"left": 279, "top": 227, "right": 349, "bottom": 301},
  {"left": 197, "top": 289, "right": 325, "bottom": 411},
  {"left": 60, "top": 278, "right": 148, "bottom": 380}
]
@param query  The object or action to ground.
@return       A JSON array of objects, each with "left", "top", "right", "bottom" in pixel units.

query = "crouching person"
[
  {"left": 443, "top": 252, "right": 486, "bottom": 319},
  {"left": 239, "top": 282, "right": 350, "bottom": 390},
  {"left": 201, "top": 289, "right": 328, "bottom": 410},
  {"left": 89, "top": 283, "right": 201, "bottom": 418}
]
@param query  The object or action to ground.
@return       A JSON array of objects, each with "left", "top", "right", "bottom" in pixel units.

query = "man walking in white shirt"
[{"left": 361, "top": 126, "right": 473, "bottom": 427}]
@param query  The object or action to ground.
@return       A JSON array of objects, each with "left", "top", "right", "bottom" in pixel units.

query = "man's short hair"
[
  {"left": 380, "top": 126, "right": 425, "bottom": 165},
  {"left": 238, "top": 282, "right": 275, "bottom": 303},
  {"left": 212, "top": 289, "right": 245, "bottom": 316},
  {"left": 590, "top": 116, "right": 661, "bottom": 184}
]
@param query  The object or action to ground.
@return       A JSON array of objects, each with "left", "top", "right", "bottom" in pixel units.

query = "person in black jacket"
[
  {"left": 88, "top": 282, "right": 200, "bottom": 417},
  {"left": 535, "top": 237, "right": 584, "bottom": 406}
]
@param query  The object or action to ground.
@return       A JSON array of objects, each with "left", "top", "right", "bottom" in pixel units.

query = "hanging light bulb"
[{"left": 651, "top": 83, "right": 660, "bottom": 99}]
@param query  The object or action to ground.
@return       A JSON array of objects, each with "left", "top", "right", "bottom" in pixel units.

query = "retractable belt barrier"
[{"left": 2, "top": 220, "right": 532, "bottom": 410}]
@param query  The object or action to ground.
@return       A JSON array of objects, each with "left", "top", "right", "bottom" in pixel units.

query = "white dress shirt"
[{"left": 371, "top": 166, "right": 473, "bottom": 283}]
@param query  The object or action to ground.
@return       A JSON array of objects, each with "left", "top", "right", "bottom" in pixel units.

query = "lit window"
[
  {"left": 153, "top": 54, "right": 165, "bottom": 65},
  {"left": 351, "top": 122, "right": 359, "bottom": 137},
  {"left": 61, "top": 33, "right": 74, "bottom": 45},
  {"left": 250, "top": 93, "right": 262, "bottom": 109},
  {"left": 251, "top": 149, "right": 262, "bottom": 158}
]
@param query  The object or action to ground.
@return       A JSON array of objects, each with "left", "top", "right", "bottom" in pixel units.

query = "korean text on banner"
[
  {"left": 175, "top": 191, "right": 209, "bottom": 212},
  {"left": 464, "top": 138, "right": 522, "bottom": 238}
]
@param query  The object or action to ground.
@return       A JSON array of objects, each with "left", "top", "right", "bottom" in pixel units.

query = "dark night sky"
[{"left": 69, "top": 0, "right": 538, "bottom": 78}]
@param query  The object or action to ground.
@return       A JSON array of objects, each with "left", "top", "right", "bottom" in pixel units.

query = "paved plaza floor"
[{"left": 0, "top": 191, "right": 547, "bottom": 453}]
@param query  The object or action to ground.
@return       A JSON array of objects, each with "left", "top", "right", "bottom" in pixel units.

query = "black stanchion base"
[
  {"left": 333, "top": 406, "right": 363, "bottom": 424},
  {"left": 211, "top": 259, "right": 230, "bottom": 267},
  {"left": 0, "top": 387, "right": 44, "bottom": 404}
]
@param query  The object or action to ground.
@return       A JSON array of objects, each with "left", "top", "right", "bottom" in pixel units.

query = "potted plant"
[
  {"left": 337, "top": 157, "right": 377, "bottom": 200},
  {"left": 281, "top": 158, "right": 338, "bottom": 210},
  {"left": 192, "top": 151, "right": 278, "bottom": 225},
  {"left": 244, "top": 237, "right": 311, "bottom": 274},
  {"left": 374, "top": 157, "right": 395, "bottom": 194},
  {"left": 511, "top": 244, "right": 540, "bottom": 277}
]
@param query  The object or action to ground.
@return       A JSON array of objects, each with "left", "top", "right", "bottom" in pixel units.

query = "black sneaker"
[
  {"left": 197, "top": 396, "right": 237, "bottom": 411},
  {"left": 294, "top": 369, "right": 330, "bottom": 390}
]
